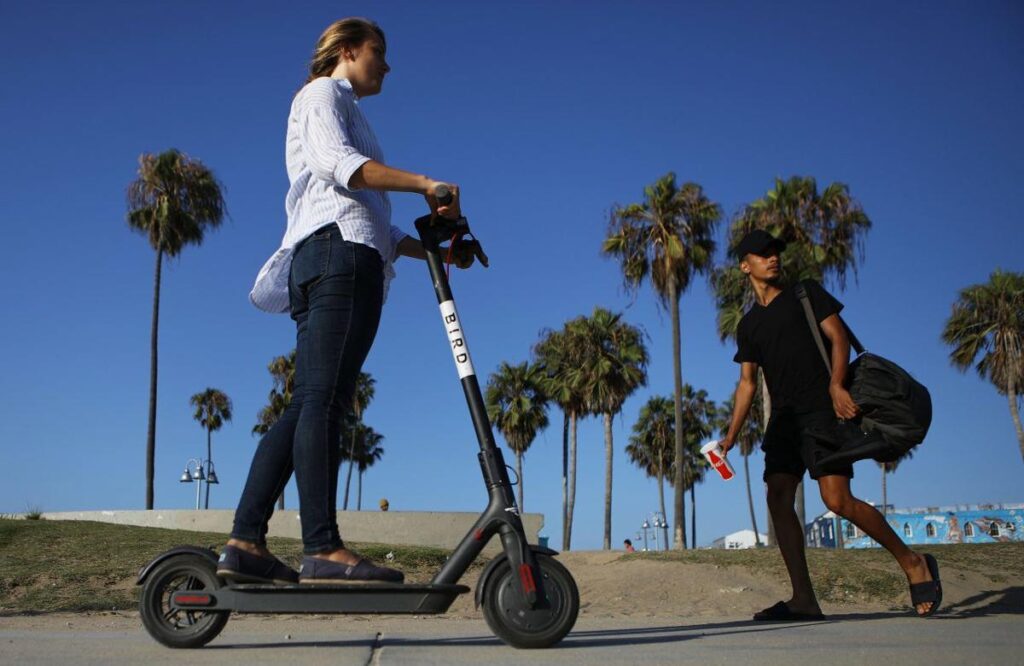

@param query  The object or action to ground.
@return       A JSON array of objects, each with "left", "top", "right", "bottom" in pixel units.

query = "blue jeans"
[{"left": 231, "top": 224, "right": 384, "bottom": 554}]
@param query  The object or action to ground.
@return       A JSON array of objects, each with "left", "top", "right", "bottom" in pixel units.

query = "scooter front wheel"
[
  {"left": 139, "top": 553, "right": 229, "bottom": 648},
  {"left": 480, "top": 553, "right": 579, "bottom": 649}
]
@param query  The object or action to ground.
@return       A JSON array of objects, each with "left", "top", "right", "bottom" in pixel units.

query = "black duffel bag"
[{"left": 795, "top": 284, "right": 932, "bottom": 465}]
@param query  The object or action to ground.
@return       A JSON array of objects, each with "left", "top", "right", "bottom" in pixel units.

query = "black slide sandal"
[
  {"left": 909, "top": 553, "right": 942, "bottom": 617},
  {"left": 753, "top": 601, "right": 826, "bottom": 622}
]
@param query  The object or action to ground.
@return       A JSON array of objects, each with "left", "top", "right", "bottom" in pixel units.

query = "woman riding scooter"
[{"left": 219, "top": 17, "right": 476, "bottom": 585}]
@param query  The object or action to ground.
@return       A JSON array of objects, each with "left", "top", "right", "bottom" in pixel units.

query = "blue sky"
[{"left": 1, "top": 1, "right": 1021, "bottom": 550}]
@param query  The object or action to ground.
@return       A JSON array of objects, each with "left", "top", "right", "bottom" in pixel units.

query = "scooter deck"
[{"left": 172, "top": 582, "right": 470, "bottom": 615}]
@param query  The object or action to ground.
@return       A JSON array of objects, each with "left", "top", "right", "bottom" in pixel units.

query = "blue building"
[{"left": 806, "top": 502, "right": 1023, "bottom": 549}]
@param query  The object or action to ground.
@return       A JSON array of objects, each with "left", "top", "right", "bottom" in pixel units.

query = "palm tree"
[
  {"left": 190, "top": 388, "right": 232, "bottom": 509},
  {"left": 570, "top": 308, "right": 649, "bottom": 550},
  {"left": 341, "top": 423, "right": 384, "bottom": 511},
  {"left": 603, "top": 173, "right": 721, "bottom": 550},
  {"left": 127, "top": 149, "right": 226, "bottom": 509},
  {"left": 877, "top": 449, "right": 914, "bottom": 517},
  {"left": 253, "top": 351, "right": 296, "bottom": 510},
  {"left": 683, "top": 441, "right": 707, "bottom": 550},
  {"left": 941, "top": 270, "right": 1024, "bottom": 463},
  {"left": 485, "top": 361, "right": 550, "bottom": 512},
  {"left": 713, "top": 175, "right": 871, "bottom": 533},
  {"left": 716, "top": 390, "right": 765, "bottom": 546},
  {"left": 343, "top": 373, "right": 376, "bottom": 510},
  {"left": 626, "top": 396, "right": 676, "bottom": 548},
  {"left": 253, "top": 351, "right": 296, "bottom": 435},
  {"left": 535, "top": 326, "right": 589, "bottom": 550},
  {"left": 677, "top": 386, "right": 715, "bottom": 549}
]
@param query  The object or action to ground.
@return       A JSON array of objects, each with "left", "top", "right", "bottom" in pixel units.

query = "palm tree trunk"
[
  {"left": 690, "top": 483, "right": 696, "bottom": 549},
  {"left": 657, "top": 469, "right": 667, "bottom": 550},
  {"left": 343, "top": 422, "right": 357, "bottom": 510},
  {"left": 145, "top": 248, "right": 162, "bottom": 510},
  {"left": 603, "top": 412, "right": 614, "bottom": 550},
  {"left": 744, "top": 453, "right": 762, "bottom": 546},
  {"left": 566, "top": 411, "right": 578, "bottom": 551},
  {"left": 882, "top": 466, "right": 888, "bottom": 517},
  {"left": 561, "top": 411, "right": 569, "bottom": 550},
  {"left": 760, "top": 370, "right": 776, "bottom": 547},
  {"left": 1008, "top": 387, "right": 1024, "bottom": 464},
  {"left": 680, "top": 478, "right": 687, "bottom": 550},
  {"left": 357, "top": 470, "right": 363, "bottom": 511},
  {"left": 669, "top": 280, "right": 686, "bottom": 550},
  {"left": 516, "top": 451, "right": 524, "bottom": 512},
  {"left": 204, "top": 428, "right": 211, "bottom": 510}
]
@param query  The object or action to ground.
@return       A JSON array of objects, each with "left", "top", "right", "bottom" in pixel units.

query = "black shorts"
[{"left": 762, "top": 410, "right": 854, "bottom": 481}]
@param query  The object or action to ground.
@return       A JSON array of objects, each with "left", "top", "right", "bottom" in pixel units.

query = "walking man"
[{"left": 718, "top": 230, "right": 941, "bottom": 620}]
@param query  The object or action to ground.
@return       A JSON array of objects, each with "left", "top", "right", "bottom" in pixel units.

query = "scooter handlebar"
[
  {"left": 435, "top": 184, "right": 453, "bottom": 207},
  {"left": 421, "top": 185, "right": 487, "bottom": 267}
]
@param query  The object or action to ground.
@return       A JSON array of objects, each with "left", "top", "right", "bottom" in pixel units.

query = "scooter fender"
[
  {"left": 136, "top": 545, "right": 219, "bottom": 585},
  {"left": 474, "top": 544, "right": 559, "bottom": 608}
]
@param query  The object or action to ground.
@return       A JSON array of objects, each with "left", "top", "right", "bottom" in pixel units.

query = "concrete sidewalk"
[{"left": 1, "top": 611, "right": 1018, "bottom": 665}]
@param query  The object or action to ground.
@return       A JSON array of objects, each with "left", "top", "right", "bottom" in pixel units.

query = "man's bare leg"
[
  {"left": 766, "top": 473, "right": 821, "bottom": 615},
  {"left": 817, "top": 474, "right": 934, "bottom": 615}
]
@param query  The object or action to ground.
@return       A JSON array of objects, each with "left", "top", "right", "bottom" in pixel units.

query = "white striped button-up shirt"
[{"left": 250, "top": 77, "right": 408, "bottom": 313}]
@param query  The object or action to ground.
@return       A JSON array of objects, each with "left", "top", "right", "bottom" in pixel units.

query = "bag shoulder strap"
[
  {"left": 794, "top": 283, "right": 834, "bottom": 374},
  {"left": 793, "top": 282, "right": 866, "bottom": 370}
]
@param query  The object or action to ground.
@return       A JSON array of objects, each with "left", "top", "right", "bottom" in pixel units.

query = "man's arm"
[
  {"left": 720, "top": 361, "right": 759, "bottom": 456},
  {"left": 820, "top": 313, "right": 859, "bottom": 419}
]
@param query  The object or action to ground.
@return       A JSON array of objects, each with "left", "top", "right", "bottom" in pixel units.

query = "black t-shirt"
[{"left": 733, "top": 279, "right": 843, "bottom": 413}]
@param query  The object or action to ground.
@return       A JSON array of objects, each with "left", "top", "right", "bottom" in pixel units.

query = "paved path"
[{"left": 0, "top": 611, "right": 1019, "bottom": 665}]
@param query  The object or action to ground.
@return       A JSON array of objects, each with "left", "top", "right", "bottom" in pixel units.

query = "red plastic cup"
[{"left": 701, "top": 440, "right": 735, "bottom": 481}]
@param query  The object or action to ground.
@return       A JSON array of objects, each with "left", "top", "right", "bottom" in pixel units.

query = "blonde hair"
[{"left": 305, "top": 18, "right": 386, "bottom": 85}]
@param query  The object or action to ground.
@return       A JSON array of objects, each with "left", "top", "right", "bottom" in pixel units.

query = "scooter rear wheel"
[
  {"left": 139, "top": 553, "right": 229, "bottom": 648},
  {"left": 480, "top": 553, "right": 579, "bottom": 649}
]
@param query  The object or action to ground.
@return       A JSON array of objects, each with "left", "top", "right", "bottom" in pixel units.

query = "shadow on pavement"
[
  {"left": 801, "top": 586, "right": 1024, "bottom": 621},
  {"left": 938, "top": 586, "right": 1024, "bottom": 618},
  {"left": 205, "top": 592, "right": 1024, "bottom": 651},
  {"left": 207, "top": 618, "right": 825, "bottom": 651},
  {"left": 552, "top": 619, "right": 825, "bottom": 649}
]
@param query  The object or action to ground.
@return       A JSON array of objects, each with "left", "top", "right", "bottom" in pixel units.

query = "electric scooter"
[{"left": 136, "top": 187, "right": 580, "bottom": 650}]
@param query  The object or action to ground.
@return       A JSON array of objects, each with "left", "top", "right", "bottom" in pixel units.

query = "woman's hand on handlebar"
[
  {"left": 447, "top": 239, "right": 489, "bottom": 269},
  {"left": 425, "top": 180, "right": 460, "bottom": 219}
]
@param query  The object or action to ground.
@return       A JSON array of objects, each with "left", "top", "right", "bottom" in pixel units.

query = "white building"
[{"left": 711, "top": 529, "right": 767, "bottom": 549}]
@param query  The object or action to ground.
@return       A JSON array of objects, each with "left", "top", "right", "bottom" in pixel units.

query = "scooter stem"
[{"left": 415, "top": 213, "right": 539, "bottom": 605}]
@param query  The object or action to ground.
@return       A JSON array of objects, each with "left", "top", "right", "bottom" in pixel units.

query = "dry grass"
[
  {"left": 618, "top": 541, "right": 1023, "bottom": 604},
  {"left": 2, "top": 519, "right": 1020, "bottom": 613},
  {"left": 0, "top": 519, "right": 470, "bottom": 613}
]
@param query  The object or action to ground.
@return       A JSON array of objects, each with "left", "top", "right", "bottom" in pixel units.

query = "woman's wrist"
[{"left": 421, "top": 176, "right": 440, "bottom": 196}]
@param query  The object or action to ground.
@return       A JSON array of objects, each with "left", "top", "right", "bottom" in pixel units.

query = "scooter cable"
[
  {"left": 445, "top": 231, "right": 480, "bottom": 280},
  {"left": 445, "top": 233, "right": 458, "bottom": 280}
]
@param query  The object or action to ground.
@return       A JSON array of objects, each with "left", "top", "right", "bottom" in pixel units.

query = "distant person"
[
  {"left": 218, "top": 17, "right": 478, "bottom": 586},
  {"left": 718, "top": 230, "right": 941, "bottom": 620},
  {"left": 379, "top": 498, "right": 390, "bottom": 512},
  {"left": 623, "top": 539, "right": 636, "bottom": 553}
]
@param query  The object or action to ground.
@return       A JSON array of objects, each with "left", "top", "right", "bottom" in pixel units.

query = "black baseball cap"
[{"left": 733, "top": 229, "right": 786, "bottom": 259}]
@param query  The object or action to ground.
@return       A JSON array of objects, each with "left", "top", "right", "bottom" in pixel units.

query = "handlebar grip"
[{"left": 434, "top": 184, "right": 453, "bottom": 206}]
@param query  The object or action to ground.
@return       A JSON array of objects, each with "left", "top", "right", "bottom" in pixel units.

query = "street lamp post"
[
  {"left": 179, "top": 458, "right": 217, "bottom": 510},
  {"left": 205, "top": 460, "right": 219, "bottom": 508},
  {"left": 653, "top": 512, "right": 669, "bottom": 550},
  {"left": 644, "top": 513, "right": 669, "bottom": 550}
]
